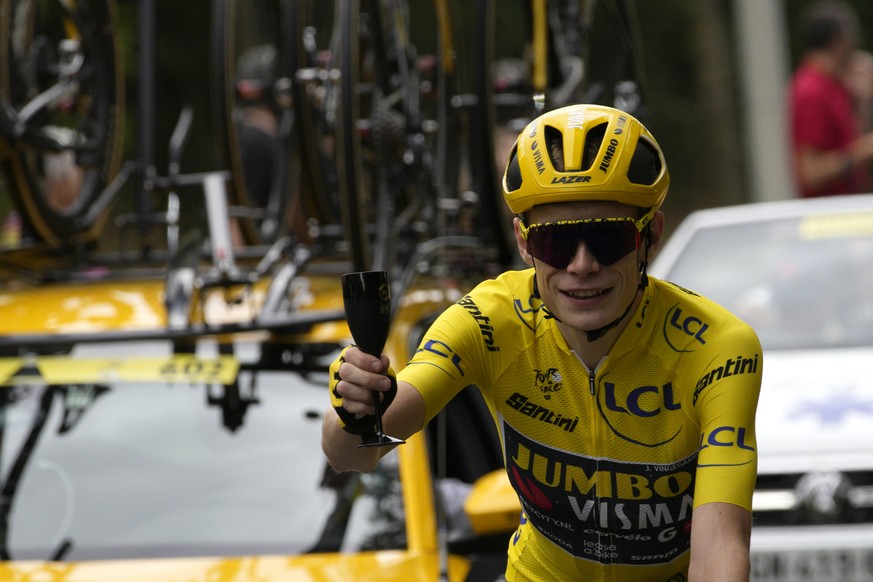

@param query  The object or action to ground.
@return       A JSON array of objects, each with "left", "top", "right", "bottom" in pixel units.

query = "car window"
[
  {"left": 662, "top": 213, "right": 873, "bottom": 350},
  {"left": 0, "top": 356, "right": 405, "bottom": 561}
]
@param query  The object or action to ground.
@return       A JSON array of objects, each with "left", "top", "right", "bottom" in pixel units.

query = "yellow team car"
[{"left": 0, "top": 255, "right": 521, "bottom": 582}]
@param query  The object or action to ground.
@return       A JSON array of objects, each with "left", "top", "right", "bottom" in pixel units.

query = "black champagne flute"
[{"left": 341, "top": 271, "right": 405, "bottom": 447}]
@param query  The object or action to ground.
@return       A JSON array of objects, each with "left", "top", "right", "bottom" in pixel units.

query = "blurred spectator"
[
  {"left": 235, "top": 45, "right": 280, "bottom": 212},
  {"left": 231, "top": 45, "right": 312, "bottom": 247},
  {"left": 789, "top": 0, "right": 873, "bottom": 198},
  {"left": 844, "top": 49, "right": 873, "bottom": 132}
]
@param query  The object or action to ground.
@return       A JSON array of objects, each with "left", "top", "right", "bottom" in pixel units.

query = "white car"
[{"left": 650, "top": 194, "right": 873, "bottom": 582}]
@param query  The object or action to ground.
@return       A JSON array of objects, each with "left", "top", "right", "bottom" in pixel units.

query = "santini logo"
[
  {"left": 693, "top": 354, "right": 759, "bottom": 405},
  {"left": 457, "top": 296, "right": 499, "bottom": 352},
  {"left": 506, "top": 392, "right": 579, "bottom": 432}
]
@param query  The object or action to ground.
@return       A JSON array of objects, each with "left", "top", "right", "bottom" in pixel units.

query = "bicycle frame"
[
  {"left": 0, "top": 1, "right": 81, "bottom": 146},
  {"left": 528, "top": 0, "right": 595, "bottom": 112},
  {"left": 531, "top": 0, "right": 547, "bottom": 110}
]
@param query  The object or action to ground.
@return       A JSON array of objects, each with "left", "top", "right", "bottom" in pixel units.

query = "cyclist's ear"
[
  {"left": 513, "top": 216, "right": 534, "bottom": 267},
  {"left": 643, "top": 211, "right": 666, "bottom": 262}
]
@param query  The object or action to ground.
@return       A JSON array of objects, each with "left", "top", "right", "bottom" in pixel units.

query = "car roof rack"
[
  {"left": 2, "top": 106, "right": 350, "bottom": 348},
  {"left": 0, "top": 306, "right": 344, "bottom": 352}
]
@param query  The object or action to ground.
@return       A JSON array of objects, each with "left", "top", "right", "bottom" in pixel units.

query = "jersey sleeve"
[
  {"left": 692, "top": 322, "right": 763, "bottom": 510},
  {"left": 397, "top": 299, "right": 491, "bottom": 426}
]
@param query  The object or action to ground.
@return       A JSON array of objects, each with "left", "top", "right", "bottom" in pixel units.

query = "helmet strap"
[
  {"left": 583, "top": 287, "right": 640, "bottom": 342},
  {"left": 532, "top": 274, "right": 561, "bottom": 323},
  {"left": 583, "top": 228, "right": 651, "bottom": 341}
]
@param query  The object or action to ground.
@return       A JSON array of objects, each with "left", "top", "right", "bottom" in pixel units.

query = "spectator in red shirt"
[{"left": 789, "top": 0, "right": 873, "bottom": 198}]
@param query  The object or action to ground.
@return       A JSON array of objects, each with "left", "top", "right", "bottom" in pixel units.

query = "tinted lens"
[{"left": 526, "top": 221, "right": 640, "bottom": 269}]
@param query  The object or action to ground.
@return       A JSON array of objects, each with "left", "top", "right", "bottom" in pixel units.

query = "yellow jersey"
[{"left": 398, "top": 269, "right": 761, "bottom": 581}]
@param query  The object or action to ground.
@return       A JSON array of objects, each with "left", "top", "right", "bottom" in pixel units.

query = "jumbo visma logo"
[
  {"left": 503, "top": 423, "right": 695, "bottom": 565},
  {"left": 514, "top": 294, "right": 547, "bottom": 332}
]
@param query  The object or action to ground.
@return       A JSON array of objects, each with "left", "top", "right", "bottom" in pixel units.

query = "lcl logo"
[
  {"left": 604, "top": 382, "right": 681, "bottom": 417},
  {"left": 597, "top": 382, "right": 683, "bottom": 447},
  {"left": 663, "top": 305, "right": 709, "bottom": 353}
]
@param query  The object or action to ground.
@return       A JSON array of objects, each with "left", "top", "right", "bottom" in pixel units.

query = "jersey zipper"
[{"left": 587, "top": 365, "right": 615, "bottom": 572}]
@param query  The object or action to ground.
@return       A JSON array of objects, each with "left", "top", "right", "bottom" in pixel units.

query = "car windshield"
[
  {"left": 0, "top": 343, "right": 405, "bottom": 561},
  {"left": 662, "top": 211, "right": 873, "bottom": 351}
]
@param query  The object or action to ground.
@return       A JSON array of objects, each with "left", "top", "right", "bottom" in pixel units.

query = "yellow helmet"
[{"left": 502, "top": 104, "right": 670, "bottom": 216}]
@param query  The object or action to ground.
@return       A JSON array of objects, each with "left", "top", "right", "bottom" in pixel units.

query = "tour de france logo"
[{"left": 534, "top": 367, "right": 562, "bottom": 399}]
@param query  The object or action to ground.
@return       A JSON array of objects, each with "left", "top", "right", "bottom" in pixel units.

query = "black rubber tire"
[{"left": 0, "top": 0, "right": 124, "bottom": 245}]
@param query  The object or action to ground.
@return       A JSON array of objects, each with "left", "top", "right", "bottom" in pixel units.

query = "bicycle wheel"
[
  {"left": 583, "top": 0, "right": 649, "bottom": 118},
  {"left": 336, "top": 0, "right": 443, "bottom": 274},
  {"left": 0, "top": 0, "right": 124, "bottom": 246},
  {"left": 212, "top": 0, "right": 299, "bottom": 246},
  {"left": 334, "top": 0, "right": 375, "bottom": 272},
  {"left": 288, "top": 0, "right": 340, "bottom": 228},
  {"left": 468, "top": 0, "right": 516, "bottom": 266},
  {"left": 430, "top": 0, "right": 463, "bottom": 239},
  {"left": 483, "top": 0, "right": 591, "bottom": 127},
  {"left": 484, "top": 0, "right": 646, "bottom": 128}
]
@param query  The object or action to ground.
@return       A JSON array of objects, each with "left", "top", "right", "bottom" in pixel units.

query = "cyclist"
[{"left": 323, "top": 104, "right": 762, "bottom": 581}]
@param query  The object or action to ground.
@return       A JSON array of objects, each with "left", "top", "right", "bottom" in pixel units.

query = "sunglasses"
[{"left": 519, "top": 216, "right": 649, "bottom": 269}]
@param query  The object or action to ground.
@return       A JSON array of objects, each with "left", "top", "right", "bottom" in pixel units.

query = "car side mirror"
[{"left": 463, "top": 469, "right": 521, "bottom": 535}]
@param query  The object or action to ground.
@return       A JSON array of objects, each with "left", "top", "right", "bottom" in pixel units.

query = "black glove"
[{"left": 328, "top": 346, "right": 398, "bottom": 441}]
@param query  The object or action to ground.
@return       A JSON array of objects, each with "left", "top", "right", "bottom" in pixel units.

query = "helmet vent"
[
  {"left": 505, "top": 145, "right": 522, "bottom": 192},
  {"left": 545, "top": 125, "right": 564, "bottom": 171},
  {"left": 581, "top": 123, "right": 607, "bottom": 171},
  {"left": 628, "top": 139, "right": 661, "bottom": 185}
]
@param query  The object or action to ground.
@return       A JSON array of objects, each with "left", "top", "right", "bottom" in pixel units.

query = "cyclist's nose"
[{"left": 565, "top": 240, "right": 601, "bottom": 274}]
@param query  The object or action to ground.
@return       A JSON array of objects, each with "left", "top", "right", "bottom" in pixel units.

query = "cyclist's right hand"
[{"left": 328, "top": 346, "right": 397, "bottom": 437}]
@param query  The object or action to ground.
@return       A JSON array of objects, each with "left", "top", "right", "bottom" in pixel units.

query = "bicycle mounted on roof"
[{"left": 0, "top": 0, "right": 648, "bottom": 315}]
